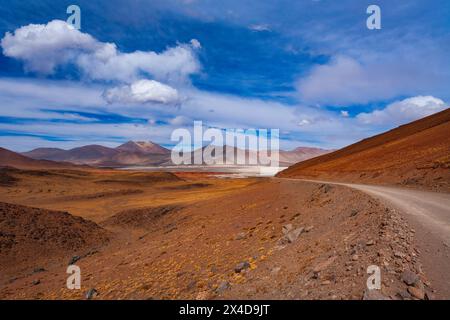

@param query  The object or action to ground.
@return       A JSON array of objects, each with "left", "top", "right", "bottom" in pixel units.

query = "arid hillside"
[
  {"left": 0, "top": 148, "right": 76, "bottom": 170},
  {"left": 278, "top": 109, "right": 450, "bottom": 192}
]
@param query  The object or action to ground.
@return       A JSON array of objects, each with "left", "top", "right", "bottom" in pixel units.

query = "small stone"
[
  {"left": 234, "top": 261, "right": 250, "bottom": 273},
  {"left": 366, "top": 240, "right": 375, "bottom": 246},
  {"left": 235, "top": 232, "right": 246, "bottom": 240},
  {"left": 321, "top": 280, "right": 331, "bottom": 285},
  {"left": 85, "top": 288, "right": 99, "bottom": 300},
  {"left": 321, "top": 184, "right": 332, "bottom": 193},
  {"left": 313, "top": 256, "right": 337, "bottom": 277},
  {"left": 401, "top": 270, "right": 419, "bottom": 286},
  {"left": 350, "top": 209, "right": 359, "bottom": 217},
  {"left": 397, "top": 290, "right": 412, "bottom": 300},
  {"left": 282, "top": 224, "right": 293, "bottom": 235},
  {"left": 394, "top": 251, "right": 405, "bottom": 259},
  {"left": 286, "top": 227, "right": 304, "bottom": 243},
  {"left": 352, "top": 254, "right": 359, "bottom": 261},
  {"left": 33, "top": 267, "right": 46, "bottom": 274},
  {"left": 407, "top": 286, "right": 425, "bottom": 300},
  {"left": 215, "top": 281, "right": 230, "bottom": 294},
  {"left": 271, "top": 267, "right": 281, "bottom": 275},
  {"left": 69, "top": 255, "right": 81, "bottom": 265},
  {"left": 186, "top": 280, "right": 197, "bottom": 291},
  {"left": 32, "top": 279, "right": 40, "bottom": 286},
  {"left": 305, "top": 226, "right": 314, "bottom": 233}
]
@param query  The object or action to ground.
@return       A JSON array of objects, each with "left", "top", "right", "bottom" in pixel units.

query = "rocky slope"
[{"left": 278, "top": 109, "right": 450, "bottom": 192}]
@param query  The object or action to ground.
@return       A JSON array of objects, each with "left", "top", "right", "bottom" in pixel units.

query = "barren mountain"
[
  {"left": 278, "top": 147, "right": 331, "bottom": 166},
  {"left": 116, "top": 141, "right": 170, "bottom": 155},
  {"left": 278, "top": 109, "right": 450, "bottom": 192},
  {"left": 21, "top": 140, "right": 330, "bottom": 168},
  {"left": 0, "top": 147, "right": 74, "bottom": 169},
  {"left": 23, "top": 141, "right": 171, "bottom": 167},
  {"left": 171, "top": 145, "right": 330, "bottom": 167},
  {"left": 24, "top": 145, "right": 119, "bottom": 165}
]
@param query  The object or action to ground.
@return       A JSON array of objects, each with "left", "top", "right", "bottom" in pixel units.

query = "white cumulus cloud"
[
  {"left": 1, "top": 20, "right": 99, "bottom": 74},
  {"left": 1, "top": 20, "right": 200, "bottom": 84},
  {"left": 357, "top": 96, "right": 448, "bottom": 126},
  {"left": 103, "top": 79, "right": 180, "bottom": 105}
]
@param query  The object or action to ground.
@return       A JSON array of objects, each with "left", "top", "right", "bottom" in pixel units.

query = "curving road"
[{"left": 281, "top": 178, "right": 450, "bottom": 299}]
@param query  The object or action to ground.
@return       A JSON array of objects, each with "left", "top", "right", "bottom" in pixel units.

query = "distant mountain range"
[{"left": 19, "top": 141, "right": 331, "bottom": 167}]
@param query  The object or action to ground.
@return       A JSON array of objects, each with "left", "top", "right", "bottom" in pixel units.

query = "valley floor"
[{"left": 0, "top": 168, "right": 439, "bottom": 300}]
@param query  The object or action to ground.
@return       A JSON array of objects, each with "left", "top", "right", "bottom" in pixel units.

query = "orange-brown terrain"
[
  {"left": 278, "top": 108, "right": 450, "bottom": 192},
  {"left": 0, "top": 166, "right": 430, "bottom": 300},
  {"left": 2, "top": 108, "right": 448, "bottom": 300}
]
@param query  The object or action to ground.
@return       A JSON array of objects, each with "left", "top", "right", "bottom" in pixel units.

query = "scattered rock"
[
  {"left": 271, "top": 267, "right": 281, "bottom": 275},
  {"left": 234, "top": 261, "right": 250, "bottom": 273},
  {"left": 350, "top": 209, "right": 359, "bottom": 217},
  {"left": 235, "top": 232, "right": 246, "bottom": 240},
  {"left": 282, "top": 224, "right": 293, "bottom": 235},
  {"left": 32, "top": 279, "right": 40, "bottom": 286},
  {"left": 397, "top": 290, "right": 412, "bottom": 300},
  {"left": 278, "top": 226, "right": 304, "bottom": 245},
  {"left": 313, "top": 256, "right": 337, "bottom": 278},
  {"left": 363, "top": 289, "right": 389, "bottom": 300},
  {"left": 186, "top": 280, "right": 197, "bottom": 291},
  {"left": 407, "top": 286, "right": 425, "bottom": 300},
  {"left": 366, "top": 240, "right": 375, "bottom": 246},
  {"left": 32, "top": 267, "right": 46, "bottom": 274},
  {"left": 69, "top": 255, "right": 81, "bottom": 265},
  {"left": 424, "top": 290, "right": 435, "bottom": 300},
  {"left": 401, "top": 270, "right": 419, "bottom": 286},
  {"left": 215, "top": 281, "right": 230, "bottom": 294},
  {"left": 351, "top": 254, "right": 359, "bottom": 261},
  {"left": 85, "top": 288, "right": 99, "bottom": 300},
  {"left": 286, "top": 227, "right": 304, "bottom": 243},
  {"left": 320, "top": 184, "right": 332, "bottom": 194}
]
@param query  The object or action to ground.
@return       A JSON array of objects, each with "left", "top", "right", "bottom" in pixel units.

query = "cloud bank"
[
  {"left": 1, "top": 20, "right": 201, "bottom": 84},
  {"left": 297, "top": 55, "right": 449, "bottom": 106},
  {"left": 357, "top": 96, "right": 448, "bottom": 126}
]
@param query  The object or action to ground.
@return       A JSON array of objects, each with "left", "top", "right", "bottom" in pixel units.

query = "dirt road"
[{"left": 283, "top": 178, "right": 450, "bottom": 299}]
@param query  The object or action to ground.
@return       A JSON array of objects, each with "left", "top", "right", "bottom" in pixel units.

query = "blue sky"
[{"left": 0, "top": 0, "right": 449, "bottom": 151}]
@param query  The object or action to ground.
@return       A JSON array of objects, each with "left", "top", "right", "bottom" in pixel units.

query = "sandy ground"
[{"left": 0, "top": 168, "right": 432, "bottom": 300}]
